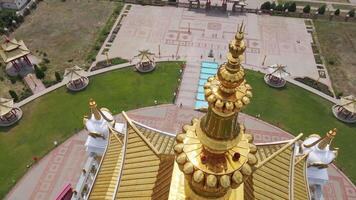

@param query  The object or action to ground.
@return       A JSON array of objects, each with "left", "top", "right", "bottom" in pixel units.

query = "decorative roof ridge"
[
  {"left": 131, "top": 119, "right": 176, "bottom": 137},
  {"left": 295, "top": 153, "right": 309, "bottom": 166},
  {"left": 254, "top": 139, "right": 293, "bottom": 146},
  {"left": 122, "top": 111, "right": 160, "bottom": 156},
  {"left": 112, "top": 122, "right": 129, "bottom": 200},
  {"left": 255, "top": 133, "right": 303, "bottom": 169},
  {"left": 288, "top": 140, "right": 296, "bottom": 200}
]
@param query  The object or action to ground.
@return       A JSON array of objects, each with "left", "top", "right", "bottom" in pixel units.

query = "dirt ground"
[
  {"left": 10, "top": 0, "right": 116, "bottom": 80},
  {"left": 314, "top": 20, "right": 356, "bottom": 96}
]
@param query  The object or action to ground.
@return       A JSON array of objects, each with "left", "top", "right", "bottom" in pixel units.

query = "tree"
[
  {"left": 348, "top": 9, "right": 355, "bottom": 17},
  {"left": 271, "top": 1, "right": 276, "bottom": 10},
  {"left": 275, "top": 4, "right": 283, "bottom": 11},
  {"left": 303, "top": 5, "right": 311, "bottom": 13},
  {"left": 334, "top": 9, "right": 340, "bottom": 16},
  {"left": 283, "top": 2, "right": 290, "bottom": 11},
  {"left": 288, "top": 2, "right": 297, "bottom": 12},
  {"left": 318, "top": 5, "right": 326, "bottom": 15},
  {"left": 55, "top": 71, "right": 62, "bottom": 82},
  {"left": 34, "top": 65, "right": 45, "bottom": 79},
  {"left": 260, "top": 1, "right": 271, "bottom": 10},
  {"left": 9, "top": 90, "right": 18, "bottom": 102}
]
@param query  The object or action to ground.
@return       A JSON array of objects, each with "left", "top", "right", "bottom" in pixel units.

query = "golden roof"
[
  {"left": 293, "top": 154, "right": 311, "bottom": 200},
  {"left": 0, "top": 38, "right": 30, "bottom": 63},
  {"left": 0, "top": 97, "right": 14, "bottom": 116},
  {"left": 88, "top": 133, "right": 124, "bottom": 200}
]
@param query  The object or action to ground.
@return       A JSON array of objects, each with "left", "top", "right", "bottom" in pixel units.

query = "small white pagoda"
[
  {"left": 296, "top": 128, "right": 338, "bottom": 200},
  {"left": 83, "top": 99, "right": 124, "bottom": 156}
]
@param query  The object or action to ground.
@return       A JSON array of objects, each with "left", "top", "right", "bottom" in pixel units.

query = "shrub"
[
  {"left": 34, "top": 65, "right": 45, "bottom": 79},
  {"left": 41, "top": 65, "right": 48, "bottom": 71},
  {"left": 303, "top": 5, "right": 311, "bottom": 13},
  {"left": 9, "top": 90, "right": 18, "bottom": 102},
  {"left": 334, "top": 9, "right": 340, "bottom": 16},
  {"left": 288, "top": 2, "right": 296, "bottom": 12},
  {"left": 318, "top": 5, "right": 326, "bottom": 15},
  {"left": 43, "top": 58, "right": 50, "bottom": 64},
  {"left": 260, "top": 1, "right": 271, "bottom": 10},
  {"left": 55, "top": 71, "right": 62, "bottom": 82},
  {"left": 348, "top": 9, "right": 355, "bottom": 17},
  {"left": 271, "top": 2, "right": 276, "bottom": 10},
  {"left": 294, "top": 77, "right": 334, "bottom": 97}
]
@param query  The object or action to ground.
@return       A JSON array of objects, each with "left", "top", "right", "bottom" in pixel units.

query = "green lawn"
[
  {"left": 0, "top": 61, "right": 182, "bottom": 199},
  {"left": 244, "top": 70, "right": 356, "bottom": 183}
]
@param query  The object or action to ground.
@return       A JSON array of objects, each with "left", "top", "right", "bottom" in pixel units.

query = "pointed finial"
[
  {"left": 318, "top": 128, "right": 337, "bottom": 150},
  {"left": 89, "top": 98, "right": 101, "bottom": 120},
  {"left": 239, "top": 21, "right": 244, "bottom": 33}
]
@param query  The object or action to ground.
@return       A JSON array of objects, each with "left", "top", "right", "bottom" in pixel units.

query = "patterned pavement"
[{"left": 6, "top": 104, "right": 356, "bottom": 199}]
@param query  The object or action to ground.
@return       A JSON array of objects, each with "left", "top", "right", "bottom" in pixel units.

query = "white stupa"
[
  {"left": 83, "top": 99, "right": 125, "bottom": 156},
  {"left": 296, "top": 128, "right": 338, "bottom": 200}
]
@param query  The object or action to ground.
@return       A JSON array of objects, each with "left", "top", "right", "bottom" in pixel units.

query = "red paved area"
[{"left": 6, "top": 104, "right": 356, "bottom": 200}]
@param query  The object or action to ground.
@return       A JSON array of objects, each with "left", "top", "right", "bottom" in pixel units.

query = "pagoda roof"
[
  {"left": 0, "top": 38, "right": 30, "bottom": 63},
  {"left": 0, "top": 97, "right": 14, "bottom": 116},
  {"left": 87, "top": 131, "right": 124, "bottom": 200},
  {"left": 244, "top": 135, "right": 304, "bottom": 199},
  {"left": 63, "top": 66, "right": 87, "bottom": 83},
  {"left": 87, "top": 114, "right": 310, "bottom": 200},
  {"left": 87, "top": 112, "right": 176, "bottom": 200}
]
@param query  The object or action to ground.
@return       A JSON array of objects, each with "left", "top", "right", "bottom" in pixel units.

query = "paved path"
[{"left": 5, "top": 104, "right": 356, "bottom": 200}]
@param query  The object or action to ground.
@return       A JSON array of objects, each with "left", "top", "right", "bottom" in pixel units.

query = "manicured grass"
[
  {"left": 0, "top": 62, "right": 182, "bottom": 199},
  {"left": 244, "top": 70, "right": 356, "bottom": 183}
]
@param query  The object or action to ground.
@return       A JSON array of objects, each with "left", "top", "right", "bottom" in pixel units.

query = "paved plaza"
[
  {"left": 6, "top": 104, "right": 356, "bottom": 200},
  {"left": 105, "top": 5, "right": 331, "bottom": 87}
]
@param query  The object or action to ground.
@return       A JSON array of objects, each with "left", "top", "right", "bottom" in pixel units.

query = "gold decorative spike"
[
  {"left": 318, "top": 128, "right": 337, "bottom": 150},
  {"left": 89, "top": 99, "right": 102, "bottom": 120}
]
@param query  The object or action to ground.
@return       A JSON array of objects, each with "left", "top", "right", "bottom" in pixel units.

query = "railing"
[{"left": 55, "top": 184, "right": 73, "bottom": 200}]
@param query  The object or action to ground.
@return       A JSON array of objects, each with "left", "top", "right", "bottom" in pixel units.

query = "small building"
[
  {"left": 0, "top": 37, "right": 32, "bottom": 72},
  {"left": 0, "top": 0, "right": 29, "bottom": 10}
]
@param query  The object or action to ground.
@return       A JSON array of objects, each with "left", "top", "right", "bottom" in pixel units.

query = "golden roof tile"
[
  {"left": 244, "top": 135, "right": 303, "bottom": 200},
  {"left": 88, "top": 133, "right": 124, "bottom": 200},
  {"left": 293, "top": 154, "right": 311, "bottom": 200},
  {"left": 114, "top": 112, "right": 174, "bottom": 200}
]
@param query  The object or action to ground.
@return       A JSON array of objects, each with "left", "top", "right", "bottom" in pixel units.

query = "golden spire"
[
  {"left": 173, "top": 23, "right": 257, "bottom": 199},
  {"left": 89, "top": 99, "right": 101, "bottom": 120},
  {"left": 318, "top": 128, "right": 337, "bottom": 150},
  {"left": 202, "top": 22, "right": 252, "bottom": 149}
]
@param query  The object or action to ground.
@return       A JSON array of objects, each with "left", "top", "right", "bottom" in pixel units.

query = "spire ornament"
[{"left": 173, "top": 23, "right": 258, "bottom": 199}]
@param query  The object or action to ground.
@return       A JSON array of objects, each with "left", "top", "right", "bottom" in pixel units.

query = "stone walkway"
[{"left": 5, "top": 104, "right": 356, "bottom": 200}]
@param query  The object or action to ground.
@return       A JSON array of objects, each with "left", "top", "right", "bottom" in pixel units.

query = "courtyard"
[{"left": 106, "top": 5, "right": 331, "bottom": 88}]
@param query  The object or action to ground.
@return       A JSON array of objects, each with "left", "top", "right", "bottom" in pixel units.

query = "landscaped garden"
[
  {"left": 244, "top": 70, "right": 356, "bottom": 183},
  {"left": 0, "top": 61, "right": 182, "bottom": 199}
]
